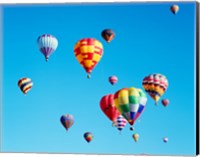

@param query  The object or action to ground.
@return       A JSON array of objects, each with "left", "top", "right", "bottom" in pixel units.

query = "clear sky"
[{"left": 1, "top": 2, "right": 197, "bottom": 156}]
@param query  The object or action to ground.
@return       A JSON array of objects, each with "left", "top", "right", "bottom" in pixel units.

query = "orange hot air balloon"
[{"left": 74, "top": 38, "right": 103, "bottom": 78}]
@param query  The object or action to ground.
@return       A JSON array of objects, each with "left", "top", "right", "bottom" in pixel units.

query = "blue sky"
[{"left": 1, "top": 2, "right": 197, "bottom": 155}]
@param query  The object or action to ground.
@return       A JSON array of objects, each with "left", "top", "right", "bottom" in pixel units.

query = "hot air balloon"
[
  {"left": 163, "top": 137, "right": 168, "bottom": 143},
  {"left": 109, "top": 75, "right": 118, "bottom": 85},
  {"left": 100, "top": 94, "right": 120, "bottom": 125},
  {"left": 142, "top": 73, "right": 168, "bottom": 105},
  {"left": 18, "top": 78, "right": 33, "bottom": 95},
  {"left": 114, "top": 87, "right": 147, "bottom": 130},
  {"left": 101, "top": 29, "right": 115, "bottom": 43},
  {"left": 84, "top": 132, "right": 93, "bottom": 143},
  {"left": 74, "top": 38, "right": 103, "bottom": 78},
  {"left": 114, "top": 115, "right": 127, "bottom": 132},
  {"left": 162, "top": 99, "right": 170, "bottom": 107},
  {"left": 170, "top": 4, "right": 179, "bottom": 15},
  {"left": 37, "top": 34, "right": 58, "bottom": 61},
  {"left": 133, "top": 133, "right": 139, "bottom": 142},
  {"left": 60, "top": 114, "right": 74, "bottom": 131}
]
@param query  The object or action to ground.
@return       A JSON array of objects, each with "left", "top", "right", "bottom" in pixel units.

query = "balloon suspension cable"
[
  {"left": 155, "top": 101, "right": 158, "bottom": 106},
  {"left": 112, "top": 122, "right": 116, "bottom": 127},
  {"left": 130, "top": 126, "right": 134, "bottom": 131},
  {"left": 87, "top": 74, "right": 91, "bottom": 79}
]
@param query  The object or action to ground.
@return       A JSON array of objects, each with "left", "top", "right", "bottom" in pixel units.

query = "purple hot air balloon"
[
  {"left": 108, "top": 75, "right": 118, "bottom": 85},
  {"left": 162, "top": 99, "right": 170, "bottom": 107},
  {"left": 37, "top": 34, "right": 58, "bottom": 61}
]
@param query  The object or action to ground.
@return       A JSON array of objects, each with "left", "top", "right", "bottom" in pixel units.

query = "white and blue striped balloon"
[{"left": 37, "top": 34, "right": 58, "bottom": 61}]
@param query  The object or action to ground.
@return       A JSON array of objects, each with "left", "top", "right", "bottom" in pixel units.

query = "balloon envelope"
[
  {"left": 101, "top": 29, "right": 115, "bottom": 42},
  {"left": 100, "top": 94, "right": 120, "bottom": 123},
  {"left": 109, "top": 75, "right": 118, "bottom": 85},
  {"left": 163, "top": 137, "right": 168, "bottom": 143},
  {"left": 114, "top": 115, "right": 127, "bottom": 131},
  {"left": 170, "top": 4, "right": 179, "bottom": 14},
  {"left": 18, "top": 77, "right": 33, "bottom": 95},
  {"left": 37, "top": 34, "right": 58, "bottom": 61},
  {"left": 84, "top": 132, "right": 93, "bottom": 143},
  {"left": 114, "top": 87, "right": 147, "bottom": 126},
  {"left": 60, "top": 114, "right": 74, "bottom": 131},
  {"left": 74, "top": 38, "right": 103, "bottom": 78},
  {"left": 142, "top": 73, "right": 168, "bottom": 105},
  {"left": 133, "top": 133, "right": 139, "bottom": 142},
  {"left": 162, "top": 99, "right": 170, "bottom": 107}
]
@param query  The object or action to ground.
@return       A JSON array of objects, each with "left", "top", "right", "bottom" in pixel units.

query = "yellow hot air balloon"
[
  {"left": 142, "top": 73, "right": 168, "bottom": 105},
  {"left": 74, "top": 38, "right": 103, "bottom": 78},
  {"left": 133, "top": 133, "right": 139, "bottom": 142}
]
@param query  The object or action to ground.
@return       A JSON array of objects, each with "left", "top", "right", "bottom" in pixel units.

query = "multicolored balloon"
[
  {"left": 170, "top": 4, "right": 179, "bottom": 15},
  {"left": 114, "top": 87, "right": 147, "bottom": 129},
  {"left": 163, "top": 137, "right": 168, "bottom": 143},
  {"left": 162, "top": 99, "right": 170, "bottom": 107},
  {"left": 142, "top": 73, "right": 168, "bottom": 105},
  {"left": 84, "top": 132, "right": 93, "bottom": 143},
  {"left": 133, "top": 133, "right": 139, "bottom": 142},
  {"left": 37, "top": 34, "right": 58, "bottom": 61},
  {"left": 18, "top": 78, "right": 33, "bottom": 95},
  {"left": 100, "top": 94, "right": 120, "bottom": 125},
  {"left": 60, "top": 114, "right": 74, "bottom": 131},
  {"left": 108, "top": 75, "right": 118, "bottom": 85},
  {"left": 114, "top": 115, "right": 127, "bottom": 132},
  {"left": 74, "top": 38, "right": 103, "bottom": 78},
  {"left": 101, "top": 29, "right": 115, "bottom": 43}
]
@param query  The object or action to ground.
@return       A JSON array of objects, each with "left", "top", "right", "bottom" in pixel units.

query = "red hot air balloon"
[
  {"left": 108, "top": 75, "right": 118, "bottom": 85},
  {"left": 100, "top": 94, "right": 120, "bottom": 125},
  {"left": 162, "top": 99, "right": 170, "bottom": 107}
]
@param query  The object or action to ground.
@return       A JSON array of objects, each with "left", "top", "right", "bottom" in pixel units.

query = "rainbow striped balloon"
[{"left": 18, "top": 78, "right": 33, "bottom": 95}]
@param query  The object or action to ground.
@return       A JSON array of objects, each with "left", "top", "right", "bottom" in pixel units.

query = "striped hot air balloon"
[
  {"left": 18, "top": 78, "right": 33, "bottom": 95},
  {"left": 114, "top": 87, "right": 147, "bottom": 130},
  {"left": 60, "top": 114, "right": 74, "bottom": 131},
  {"left": 74, "top": 38, "right": 103, "bottom": 78},
  {"left": 142, "top": 73, "right": 168, "bottom": 105},
  {"left": 37, "top": 34, "right": 58, "bottom": 61},
  {"left": 114, "top": 115, "right": 127, "bottom": 132}
]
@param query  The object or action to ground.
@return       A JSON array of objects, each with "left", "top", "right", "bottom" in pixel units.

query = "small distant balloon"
[
  {"left": 114, "top": 115, "right": 127, "bottom": 132},
  {"left": 109, "top": 75, "right": 118, "bottom": 85},
  {"left": 60, "top": 114, "right": 74, "bottom": 131},
  {"left": 133, "top": 133, "right": 139, "bottom": 142},
  {"left": 84, "top": 132, "right": 93, "bottom": 143},
  {"left": 18, "top": 77, "right": 33, "bottom": 95},
  {"left": 101, "top": 29, "right": 115, "bottom": 43},
  {"left": 163, "top": 137, "right": 168, "bottom": 143},
  {"left": 37, "top": 34, "right": 58, "bottom": 61},
  {"left": 170, "top": 4, "right": 179, "bottom": 15},
  {"left": 162, "top": 99, "right": 170, "bottom": 107}
]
